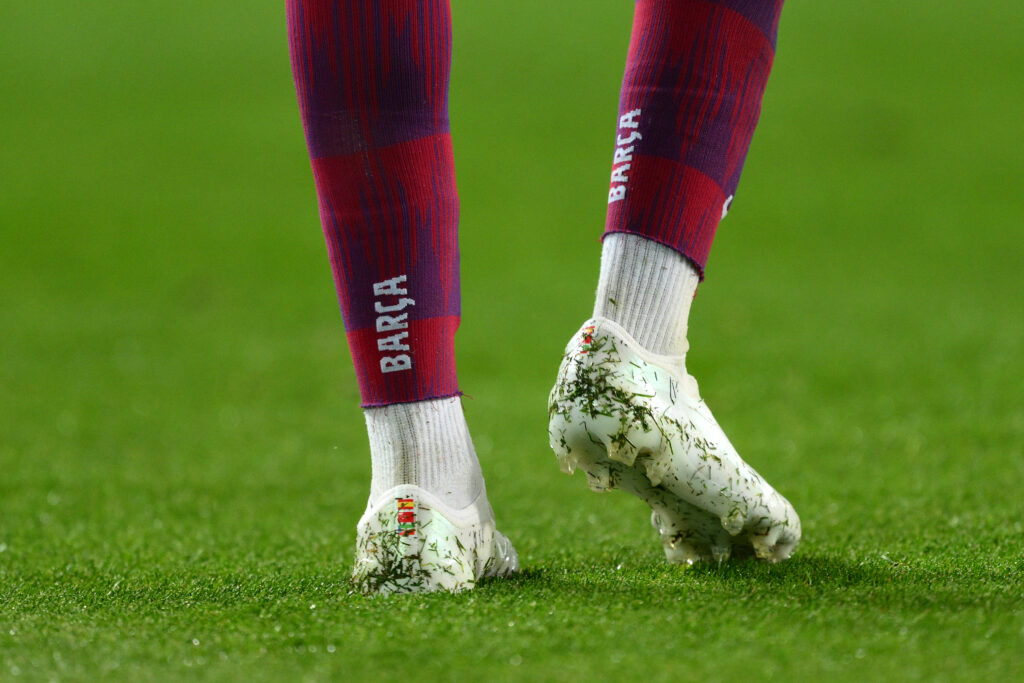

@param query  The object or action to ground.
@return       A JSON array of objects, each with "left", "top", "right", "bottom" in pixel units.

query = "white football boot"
[
  {"left": 351, "top": 485, "right": 519, "bottom": 595},
  {"left": 548, "top": 317, "right": 801, "bottom": 564}
]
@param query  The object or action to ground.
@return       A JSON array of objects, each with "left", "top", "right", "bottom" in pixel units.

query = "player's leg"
[
  {"left": 288, "top": 0, "right": 517, "bottom": 593},
  {"left": 549, "top": 0, "right": 800, "bottom": 563}
]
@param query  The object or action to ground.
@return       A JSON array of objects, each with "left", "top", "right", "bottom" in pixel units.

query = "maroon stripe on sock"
[
  {"left": 347, "top": 316, "right": 461, "bottom": 407},
  {"left": 310, "top": 134, "right": 460, "bottom": 331},
  {"left": 606, "top": 157, "right": 725, "bottom": 271}
]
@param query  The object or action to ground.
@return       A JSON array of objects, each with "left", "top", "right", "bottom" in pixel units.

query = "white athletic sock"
[
  {"left": 364, "top": 397, "right": 484, "bottom": 510},
  {"left": 593, "top": 233, "right": 700, "bottom": 358}
]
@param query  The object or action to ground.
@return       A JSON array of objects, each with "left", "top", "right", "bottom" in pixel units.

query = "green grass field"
[{"left": 2, "top": 1, "right": 1022, "bottom": 679}]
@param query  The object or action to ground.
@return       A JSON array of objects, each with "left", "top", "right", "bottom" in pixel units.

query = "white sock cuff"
[
  {"left": 364, "top": 397, "right": 484, "bottom": 510},
  {"left": 593, "top": 233, "right": 700, "bottom": 357}
]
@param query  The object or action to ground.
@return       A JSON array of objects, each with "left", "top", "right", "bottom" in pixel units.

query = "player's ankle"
[
  {"left": 594, "top": 233, "right": 700, "bottom": 358},
  {"left": 364, "top": 396, "right": 484, "bottom": 511}
]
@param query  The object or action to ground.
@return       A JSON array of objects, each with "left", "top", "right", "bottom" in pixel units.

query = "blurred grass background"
[{"left": 1, "top": 1, "right": 1022, "bottom": 679}]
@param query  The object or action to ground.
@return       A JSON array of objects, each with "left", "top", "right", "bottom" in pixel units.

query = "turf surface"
[{"left": 1, "top": 1, "right": 1022, "bottom": 679}]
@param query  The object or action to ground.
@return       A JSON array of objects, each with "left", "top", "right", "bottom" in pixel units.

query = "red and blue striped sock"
[
  {"left": 288, "top": 0, "right": 460, "bottom": 407},
  {"left": 604, "top": 0, "right": 785, "bottom": 278}
]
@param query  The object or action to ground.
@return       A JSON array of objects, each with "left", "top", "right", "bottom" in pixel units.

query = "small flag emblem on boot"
[
  {"left": 397, "top": 498, "right": 416, "bottom": 536},
  {"left": 580, "top": 325, "right": 596, "bottom": 354}
]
